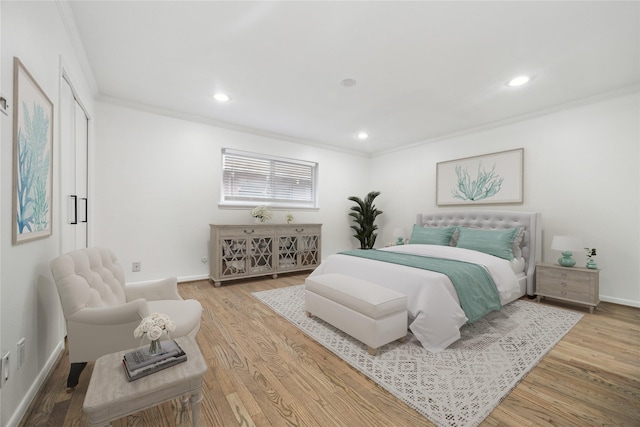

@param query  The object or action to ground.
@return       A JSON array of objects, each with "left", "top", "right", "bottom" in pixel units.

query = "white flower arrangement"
[
  {"left": 251, "top": 205, "right": 273, "bottom": 222},
  {"left": 134, "top": 312, "right": 175, "bottom": 341}
]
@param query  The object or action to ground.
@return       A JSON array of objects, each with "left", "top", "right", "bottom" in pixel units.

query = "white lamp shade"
[{"left": 551, "top": 235, "right": 583, "bottom": 252}]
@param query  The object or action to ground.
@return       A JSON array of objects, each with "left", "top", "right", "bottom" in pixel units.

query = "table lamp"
[
  {"left": 393, "top": 228, "right": 406, "bottom": 245},
  {"left": 551, "top": 235, "right": 583, "bottom": 267}
]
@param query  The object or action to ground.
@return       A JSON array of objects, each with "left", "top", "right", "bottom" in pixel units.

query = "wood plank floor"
[{"left": 19, "top": 273, "right": 640, "bottom": 426}]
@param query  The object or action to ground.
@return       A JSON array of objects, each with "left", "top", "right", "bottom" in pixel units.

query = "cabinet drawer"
[
  {"left": 217, "top": 226, "right": 273, "bottom": 238},
  {"left": 275, "top": 225, "right": 321, "bottom": 235}
]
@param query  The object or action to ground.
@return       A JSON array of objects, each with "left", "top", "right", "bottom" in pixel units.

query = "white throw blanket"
[{"left": 309, "top": 244, "right": 520, "bottom": 352}]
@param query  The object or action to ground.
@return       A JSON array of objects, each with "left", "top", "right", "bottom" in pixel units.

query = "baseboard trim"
[
  {"left": 8, "top": 341, "right": 65, "bottom": 427},
  {"left": 600, "top": 295, "right": 640, "bottom": 308}
]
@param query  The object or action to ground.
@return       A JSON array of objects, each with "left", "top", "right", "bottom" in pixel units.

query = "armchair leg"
[{"left": 66, "top": 362, "right": 87, "bottom": 392}]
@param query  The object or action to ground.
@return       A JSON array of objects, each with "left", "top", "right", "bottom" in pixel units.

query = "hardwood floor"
[{"left": 19, "top": 273, "right": 640, "bottom": 426}]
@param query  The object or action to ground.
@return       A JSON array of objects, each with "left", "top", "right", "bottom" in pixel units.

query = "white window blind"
[{"left": 221, "top": 148, "right": 318, "bottom": 208}]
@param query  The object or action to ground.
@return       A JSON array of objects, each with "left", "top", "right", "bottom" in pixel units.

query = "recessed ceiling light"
[
  {"left": 341, "top": 78, "right": 357, "bottom": 87},
  {"left": 213, "top": 93, "right": 230, "bottom": 102},
  {"left": 507, "top": 76, "right": 531, "bottom": 87},
  {"left": 357, "top": 132, "right": 368, "bottom": 140}
]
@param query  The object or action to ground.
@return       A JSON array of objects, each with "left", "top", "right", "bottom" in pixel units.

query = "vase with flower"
[
  {"left": 585, "top": 247, "right": 597, "bottom": 269},
  {"left": 251, "top": 205, "right": 273, "bottom": 223},
  {"left": 134, "top": 312, "right": 176, "bottom": 355}
]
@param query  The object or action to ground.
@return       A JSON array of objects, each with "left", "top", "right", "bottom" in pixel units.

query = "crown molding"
[{"left": 55, "top": 0, "right": 99, "bottom": 95}]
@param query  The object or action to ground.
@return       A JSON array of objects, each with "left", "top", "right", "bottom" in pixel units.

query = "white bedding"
[
  {"left": 510, "top": 257, "right": 526, "bottom": 274},
  {"left": 308, "top": 244, "right": 520, "bottom": 352}
]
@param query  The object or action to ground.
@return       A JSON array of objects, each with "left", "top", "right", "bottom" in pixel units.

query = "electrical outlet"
[
  {"left": 17, "top": 338, "right": 26, "bottom": 369},
  {"left": 132, "top": 262, "right": 141, "bottom": 272},
  {"left": 1, "top": 352, "right": 10, "bottom": 385}
]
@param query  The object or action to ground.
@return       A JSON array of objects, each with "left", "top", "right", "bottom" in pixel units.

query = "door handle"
[
  {"left": 70, "top": 195, "right": 77, "bottom": 224},
  {"left": 81, "top": 198, "right": 88, "bottom": 223}
]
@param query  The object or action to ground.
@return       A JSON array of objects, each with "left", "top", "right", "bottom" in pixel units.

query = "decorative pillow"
[
  {"left": 409, "top": 225, "right": 457, "bottom": 246},
  {"left": 512, "top": 227, "right": 525, "bottom": 258},
  {"left": 450, "top": 228, "right": 460, "bottom": 246},
  {"left": 456, "top": 226, "right": 520, "bottom": 260}
]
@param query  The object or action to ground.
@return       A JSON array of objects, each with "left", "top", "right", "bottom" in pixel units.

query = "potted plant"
[
  {"left": 585, "top": 247, "right": 597, "bottom": 269},
  {"left": 348, "top": 191, "right": 383, "bottom": 249}
]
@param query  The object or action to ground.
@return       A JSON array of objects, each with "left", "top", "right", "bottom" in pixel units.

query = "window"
[{"left": 220, "top": 148, "right": 318, "bottom": 209}]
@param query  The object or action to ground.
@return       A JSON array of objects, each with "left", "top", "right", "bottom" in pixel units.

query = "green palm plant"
[{"left": 348, "top": 191, "right": 383, "bottom": 249}]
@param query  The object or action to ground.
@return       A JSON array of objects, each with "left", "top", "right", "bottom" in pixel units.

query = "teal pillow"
[
  {"left": 409, "top": 225, "right": 456, "bottom": 246},
  {"left": 456, "top": 227, "right": 520, "bottom": 260}
]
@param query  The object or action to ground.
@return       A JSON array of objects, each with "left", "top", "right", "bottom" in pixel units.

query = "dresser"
[
  {"left": 209, "top": 224, "right": 321, "bottom": 286},
  {"left": 535, "top": 262, "right": 599, "bottom": 313}
]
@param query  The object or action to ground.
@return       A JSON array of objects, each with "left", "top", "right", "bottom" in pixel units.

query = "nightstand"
[{"left": 535, "top": 262, "right": 600, "bottom": 313}]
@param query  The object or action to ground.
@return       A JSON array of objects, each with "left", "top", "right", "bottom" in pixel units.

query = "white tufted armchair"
[{"left": 50, "top": 247, "right": 202, "bottom": 391}]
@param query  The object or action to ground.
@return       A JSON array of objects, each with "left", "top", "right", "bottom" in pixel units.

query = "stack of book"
[{"left": 122, "top": 339, "right": 187, "bottom": 382}]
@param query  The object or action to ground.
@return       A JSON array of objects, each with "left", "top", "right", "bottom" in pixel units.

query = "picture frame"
[
  {"left": 436, "top": 148, "right": 523, "bottom": 206},
  {"left": 12, "top": 57, "right": 54, "bottom": 244}
]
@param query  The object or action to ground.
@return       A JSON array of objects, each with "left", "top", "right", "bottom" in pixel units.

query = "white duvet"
[{"left": 308, "top": 244, "right": 520, "bottom": 352}]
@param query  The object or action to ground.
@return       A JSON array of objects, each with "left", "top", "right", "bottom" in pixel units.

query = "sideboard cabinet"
[{"left": 209, "top": 224, "right": 322, "bottom": 287}]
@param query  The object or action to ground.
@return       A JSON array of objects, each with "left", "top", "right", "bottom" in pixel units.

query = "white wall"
[
  {"left": 92, "top": 102, "right": 371, "bottom": 283},
  {"left": 370, "top": 92, "right": 640, "bottom": 306},
  {"left": 1, "top": 2, "right": 96, "bottom": 426}
]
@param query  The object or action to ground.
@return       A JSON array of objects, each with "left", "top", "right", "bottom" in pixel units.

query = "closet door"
[
  {"left": 74, "top": 99, "right": 88, "bottom": 249},
  {"left": 60, "top": 77, "right": 89, "bottom": 253}
]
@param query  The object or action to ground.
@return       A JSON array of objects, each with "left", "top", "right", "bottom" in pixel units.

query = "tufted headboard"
[{"left": 416, "top": 210, "right": 542, "bottom": 296}]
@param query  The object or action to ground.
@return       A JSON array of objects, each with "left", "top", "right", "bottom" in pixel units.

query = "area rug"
[{"left": 253, "top": 285, "right": 583, "bottom": 427}]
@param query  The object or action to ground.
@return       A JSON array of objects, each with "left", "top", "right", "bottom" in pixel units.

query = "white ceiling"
[{"left": 67, "top": 1, "right": 639, "bottom": 155}]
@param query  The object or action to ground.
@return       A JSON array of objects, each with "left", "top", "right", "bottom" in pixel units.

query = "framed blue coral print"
[
  {"left": 12, "top": 57, "right": 54, "bottom": 244},
  {"left": 436, "top": 148, "right": 523, "bottom": 206}
]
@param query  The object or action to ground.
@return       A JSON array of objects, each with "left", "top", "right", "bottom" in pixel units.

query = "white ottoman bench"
[{"left": 304, "top": 273, "right": 408, "bottom": 355}]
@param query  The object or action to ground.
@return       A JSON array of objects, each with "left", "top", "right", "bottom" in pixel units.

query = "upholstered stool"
[{"left": 305, "top": 273, "right": 408, "bottom": 355}]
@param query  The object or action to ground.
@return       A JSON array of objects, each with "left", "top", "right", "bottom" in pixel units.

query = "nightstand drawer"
[
  {"left": 537, "top": 278, "right": 590, "bottom": 300},
  {"left": 537, "top": 267, "right": 592, "bottom": 284}
]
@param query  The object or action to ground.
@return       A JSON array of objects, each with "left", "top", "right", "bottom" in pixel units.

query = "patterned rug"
[{"left": 253, "top": 285, "right": 583, "bottom": 427}]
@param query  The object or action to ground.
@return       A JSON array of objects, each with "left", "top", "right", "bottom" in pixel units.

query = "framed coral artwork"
[
  {"left": 436, "top": 148, "right": 523, "bottom": 206},
  {"left": 12, "top": 57, "right": 54, "bottom": 244}
]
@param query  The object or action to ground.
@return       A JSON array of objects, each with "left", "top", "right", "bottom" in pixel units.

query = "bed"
[{"left": 308, "top": 210, "right": 542, "bottom": 352}]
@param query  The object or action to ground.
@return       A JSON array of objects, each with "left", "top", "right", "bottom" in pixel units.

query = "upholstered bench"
[{"left": 304, "top": 273, "right": 408, "bottom": 355}]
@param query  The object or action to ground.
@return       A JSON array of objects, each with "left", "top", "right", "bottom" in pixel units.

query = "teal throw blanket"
[{"left": 338, "top": 249, "right": 501, "bottom": 323}]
